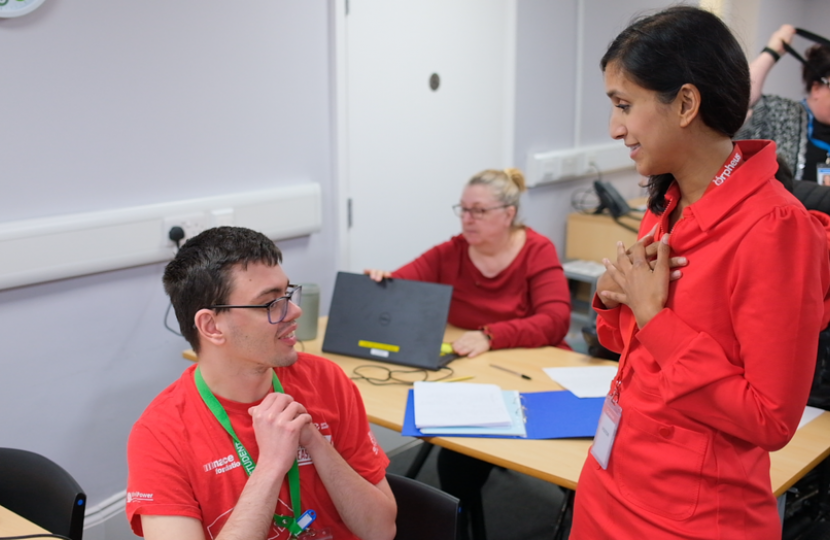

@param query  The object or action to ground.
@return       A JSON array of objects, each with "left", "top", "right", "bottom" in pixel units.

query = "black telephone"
[{"left": 593, "top": 180, "right": 632, "bottom": 219}]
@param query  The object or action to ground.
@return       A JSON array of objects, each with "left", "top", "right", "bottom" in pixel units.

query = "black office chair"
[
  {"left": 782, "top": 181, "right": 830, "bottom": 539},
  {"left": 800, "top": 518, "right": 830, "bottom": 540},
  {"left": 794, "top": 180, "right": 830, "bottom": 213},
  {"left": 792, "top": 180, "right": 830, "bottom": 410},
  {"left": 387, "top": 473, "right": 459, "bottom": 540},
  {"left": 0, "top": 447, "right": 86, "bottom": 540}
]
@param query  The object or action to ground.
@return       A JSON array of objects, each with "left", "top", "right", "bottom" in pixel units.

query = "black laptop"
[{"left": 322, "top": 271, "right": 458, "bottom": 370}]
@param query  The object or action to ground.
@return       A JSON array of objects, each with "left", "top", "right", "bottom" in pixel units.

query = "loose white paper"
[
  {"left": 413, "top": 381, "right": 512, "bottom": 428},
  {"left": 798, "top": 405, "right": 824, "bottom": 430},
  {"left": 562, "top": 259, "right": 607, "bottom": 278},
  {"left": 543, "top": 366, "right": 619, "bottom": 398}
]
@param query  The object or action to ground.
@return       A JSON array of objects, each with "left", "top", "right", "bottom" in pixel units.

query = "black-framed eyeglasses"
[
  {"left": 209, "top": 284, "right": 302, "bottom": 325},
  {"left": 350, "top": 364, "right": 455, "bottom": 386},
  {"left": 452, "top": 204, "right": 510, "bottom": 219}
]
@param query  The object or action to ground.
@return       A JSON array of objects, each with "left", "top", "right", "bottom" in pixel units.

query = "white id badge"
[
  {"left": 591, "top": 396, "right": 622, "bottom": 470},
  {"left": 817, "top": 164, "right": 830, "bottom": 186}
]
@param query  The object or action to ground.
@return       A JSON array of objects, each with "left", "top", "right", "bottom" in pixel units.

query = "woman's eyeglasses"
[{"left": 452, "top": 204, "right": 510, "bottom": 219}]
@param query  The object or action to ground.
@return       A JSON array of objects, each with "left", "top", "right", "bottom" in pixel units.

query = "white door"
[{"left": 339, "top": 0, "right": 515, "bottom": 273}]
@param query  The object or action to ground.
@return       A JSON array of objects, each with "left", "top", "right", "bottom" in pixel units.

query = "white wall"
[
  {"left": 514, "top": 0, "right": 674, "bottom": 252},
  {"left": 0, "top": 0, "right": 338, "bottom": 512},
  {"left": 805, "top": 0, "right": 830, "bottom": 22}
]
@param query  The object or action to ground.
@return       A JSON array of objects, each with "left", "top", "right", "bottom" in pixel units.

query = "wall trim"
[
  {"left": 84, "top": 490, "right": 127, "bottom": 529},
  {"left": 0, "top": 184, "right": 322, "bottom": 291}
]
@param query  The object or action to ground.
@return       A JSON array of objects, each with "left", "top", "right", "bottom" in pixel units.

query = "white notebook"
[
  {"left": 413, "top": 381, "right": 512, "bottom": 428},
  {"left": 419, "top": 390, "right": 527, "bottom": 437}
]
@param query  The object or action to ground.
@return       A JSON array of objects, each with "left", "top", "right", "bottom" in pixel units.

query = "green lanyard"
[{"left": 194, "top": 366, "right": 307, "bottom": 537}]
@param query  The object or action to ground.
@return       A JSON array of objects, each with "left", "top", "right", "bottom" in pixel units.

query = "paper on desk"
[
  {"left": 562, "top": 259, "right": 607, "bottom": 278},
  {"left": 798, "top": 405, "right": 824, "bottom": 430},
  {"left": 413, "top": 381, "right": 512, "bottom": 428},
  {"left": 420, "top": 390, "right": 527, "bottom": 437},
  {"left": 543, "top": 366, "right": 618, "bottom": 398}
]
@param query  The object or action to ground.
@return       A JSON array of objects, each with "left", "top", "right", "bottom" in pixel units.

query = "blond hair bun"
[{"left": 503, "top": 168, "right": 527, "bottom": 193}]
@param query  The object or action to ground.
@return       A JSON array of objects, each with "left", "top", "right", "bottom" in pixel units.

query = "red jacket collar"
[{"left": 663, "top": 140, "right": 779, "bottom": 233}]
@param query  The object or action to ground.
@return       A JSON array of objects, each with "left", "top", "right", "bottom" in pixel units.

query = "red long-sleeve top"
[
  {"left": 572, "top": 140, "right": 830, "bottom": 540},
  {"left": 391, "top": 227, "right": 571, "bottom": 349}
]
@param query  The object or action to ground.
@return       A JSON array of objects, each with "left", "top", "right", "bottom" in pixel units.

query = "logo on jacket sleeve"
[{"left": 126, "top": 491, "right": 154, "bottom": 503}]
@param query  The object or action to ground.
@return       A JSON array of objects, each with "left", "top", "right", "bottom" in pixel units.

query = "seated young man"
[{"left": 126, "top": 226, "right": 396, "bottom": 540}]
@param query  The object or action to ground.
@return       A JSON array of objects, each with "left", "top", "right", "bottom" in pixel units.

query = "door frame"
[{"left": 331, "top": 0, "right": 517, "bottom": 272}]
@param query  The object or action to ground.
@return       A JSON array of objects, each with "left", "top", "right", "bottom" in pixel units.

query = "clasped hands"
[
  {"left": 248, "top": 392, "right": 314, "bottom": 475},
  {"left": 597, "top": 225, "right": 687, "bottom": 329}
]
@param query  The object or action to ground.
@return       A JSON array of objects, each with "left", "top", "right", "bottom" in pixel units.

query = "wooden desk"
[
  {"left": 184, "top": 319, "right": 830, "bottom": 496},
  {"left": 0, "top": 504, "right": 50, "bottom": 536},
  {"left": 565, "top": 211, "right": 642, "bottom": 263}
]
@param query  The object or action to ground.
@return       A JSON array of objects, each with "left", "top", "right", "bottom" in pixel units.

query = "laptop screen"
[{"left": 322, "top": 272, "right": 455, "bottom": 370}]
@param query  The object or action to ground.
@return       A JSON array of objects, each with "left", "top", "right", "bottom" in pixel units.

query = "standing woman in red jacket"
[
  {"left": 570, "top": 6, "right": 830, "bottom": 540},
  {"left": 366, "top": 167, "right": 571, "bottom": 540}
]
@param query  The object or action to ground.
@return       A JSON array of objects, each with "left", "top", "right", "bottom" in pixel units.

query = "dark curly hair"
[
  {"left": 163, "top": 226, "right": 282, "bottom": 351},
  {"left": 803, "top": 44, "right": 830, "bottom": 94}
]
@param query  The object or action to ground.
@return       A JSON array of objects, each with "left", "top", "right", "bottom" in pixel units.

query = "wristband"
[
  {"left": 762, "top": 46, "right": 781, "bottom": 62},
  {"left": 481, "top": 326, "right": 494, "bottom": 342}
]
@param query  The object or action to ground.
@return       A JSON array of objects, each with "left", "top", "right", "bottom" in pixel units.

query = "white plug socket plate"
[
  {"left": 210, "top": 208, "right": 235, "bottom": 227},
  {"left": 162, "top": 213, "right": 210, "bottom": 247}
]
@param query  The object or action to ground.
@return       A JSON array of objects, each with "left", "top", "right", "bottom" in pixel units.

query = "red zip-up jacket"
[{"left": 572, "top": 140, "right": 830, "bottom": 540}]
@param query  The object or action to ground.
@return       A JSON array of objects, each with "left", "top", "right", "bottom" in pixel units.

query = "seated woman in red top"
[
  {"left": 366, "top": 167, "right": 571, "bottom": 358},
  {"left": 366, "top": 167, "right": 571, "bottom": 540}
]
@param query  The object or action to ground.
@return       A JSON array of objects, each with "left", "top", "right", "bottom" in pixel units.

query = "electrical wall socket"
[
  {"left": 526, "top": 142, "right": 633, "bottom": 187},
  {"left": 162, "top": 213, "right": 210, "bottom": 247},
  {"left": 560, "top": 153, "right": 585, "bottom": 178}
]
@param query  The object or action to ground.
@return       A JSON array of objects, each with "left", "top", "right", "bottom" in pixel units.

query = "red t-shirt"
[
  {"left": 126, "top": 353, "right": 389, "bottom": 539},
  {"left": 392, "top": 227, "right": 571, "bottom": 349}
]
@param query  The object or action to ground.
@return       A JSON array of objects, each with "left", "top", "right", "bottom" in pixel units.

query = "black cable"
[
  {"left": 163, "top": 302, "right": 183, "bottom": 337},
  {"left": 613, "top": 215, "right": 642, "bottom": 234},
  {"left": 574, "top": 160, "right": 644, "bottom": 230},
  {"left": 571, "top": 186, "right": 601, "bottom": 214},
  {"left": 585, "top": 161, "right": 602, "bottom": 181},
  {"left": 571, "top": 161, "right": 604, "bottom": 214},
  {"left": 350, "top": 364, "right": 455, "bottom": 386}
]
